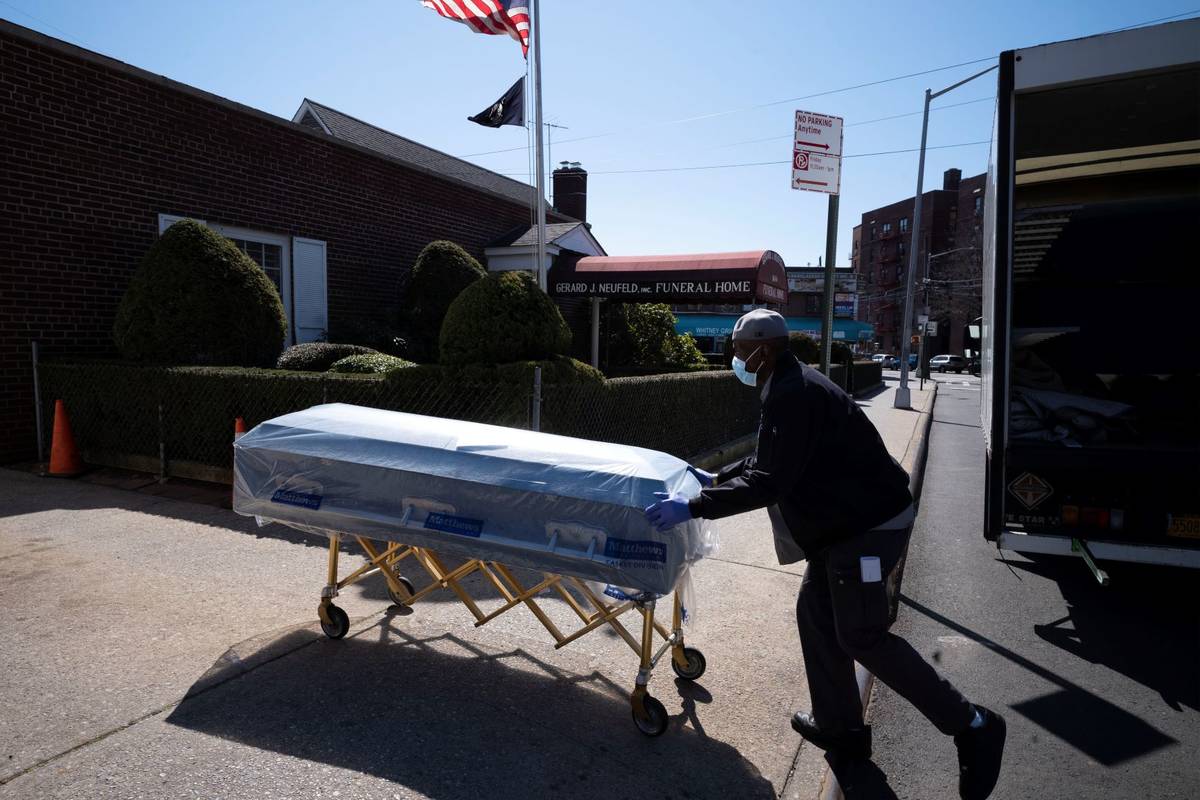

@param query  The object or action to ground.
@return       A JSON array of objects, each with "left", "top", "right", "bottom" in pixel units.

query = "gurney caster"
[
  {"left": 670, "top": 647, "right": 707, "bottom": 681},
  {"left": 386, "top": 576, "right": 416, "bottom": 606},
  {"left": 632, "top": 693, "right": 669, "bottom": 737},
  {"left": 318, "top": 604, "right": 350, "bottom": 639}
]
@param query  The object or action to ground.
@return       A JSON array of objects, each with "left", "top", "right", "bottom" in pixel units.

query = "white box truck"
[{"left": 981, "top": 19, "right": 1200, "bottom": 581}]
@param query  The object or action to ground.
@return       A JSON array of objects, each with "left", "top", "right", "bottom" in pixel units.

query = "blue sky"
[{"left": 6, "top": 0, "right": 1196, "bottom": 265}]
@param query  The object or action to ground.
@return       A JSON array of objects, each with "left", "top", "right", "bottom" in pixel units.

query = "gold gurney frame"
[{"left": 314, "top": 528, "right": 707, "bottom": 737}]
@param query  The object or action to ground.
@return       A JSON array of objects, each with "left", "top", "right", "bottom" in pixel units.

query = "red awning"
[{"left": 550, "top": 250, "right": 788, "bottom": 305}]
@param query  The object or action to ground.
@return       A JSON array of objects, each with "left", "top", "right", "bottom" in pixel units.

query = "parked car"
[{"left": 930, "top": 354, "right": 967, "bottom": 373}]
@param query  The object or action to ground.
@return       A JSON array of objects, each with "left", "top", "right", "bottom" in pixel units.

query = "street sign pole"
[
  {"left": 792, "top": 110, "right": 843, "bottom": 377},
  {"left": 819, "top": 194, "right": 839, "bottom": 374}
]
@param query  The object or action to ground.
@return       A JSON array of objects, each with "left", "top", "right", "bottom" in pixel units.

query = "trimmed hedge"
[
  {"left": 329, "top": 353, "right": 416, "bottom": 374},
  {"left": 439, "top": 271, "right": 572, "bottom": 366},
  {"left": 113, "top": 220, "right": 287, "bottom": 367},
  {"left": 277, "top": 342, "right": 377, "bottom": 371},
  {"left": 39, "top": 359, "right": 757, "bottom": 473}
]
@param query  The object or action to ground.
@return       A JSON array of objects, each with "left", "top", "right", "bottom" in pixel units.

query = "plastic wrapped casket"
[{"left": 233, "top": 404, "right": 715, "bottom": 595}]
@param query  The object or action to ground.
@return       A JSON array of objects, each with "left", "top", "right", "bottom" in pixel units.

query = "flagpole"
[{"left": 531, "top": 0, "right": 547, "bottom": 292}]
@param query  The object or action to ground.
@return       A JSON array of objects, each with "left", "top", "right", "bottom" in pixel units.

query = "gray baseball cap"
[{"left": 732, "top": 308, "right": 788, "bottom": 341}]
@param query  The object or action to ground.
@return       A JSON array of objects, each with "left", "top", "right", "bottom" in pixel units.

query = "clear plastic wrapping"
[{"left": 233, "top": 404, "right": 717, "bottom": 595}]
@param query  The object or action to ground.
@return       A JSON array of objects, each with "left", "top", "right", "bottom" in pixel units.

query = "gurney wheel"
[
  {"left": 320, "top": 605, "right": 350, "bottom": 639},
  {"left": 632, "top": 695, "right": 668, "bottom": 737},
  {"left": 386, "top": 576, "right": 416, "bottom": 606},
  {"left": 671, "top": 647, "right": 707, "bottom": 681}
]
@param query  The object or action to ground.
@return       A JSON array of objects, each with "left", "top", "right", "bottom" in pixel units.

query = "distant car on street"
[
  {"left": 873, "top": 354, "right": 898, "bottom": 368},
  {"left": 930, "top": 354, "right": 967, "bottom": 373}
]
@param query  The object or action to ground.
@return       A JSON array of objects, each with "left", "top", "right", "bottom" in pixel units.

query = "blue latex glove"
[
  {"left": 644, "top": 491, "right": 693, "bottom": 532},
  {"left": 687, "top": 465, "right": 717, "bottom": 487}
]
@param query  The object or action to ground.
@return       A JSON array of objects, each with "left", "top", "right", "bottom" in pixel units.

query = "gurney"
[{"left": 233, "top": 404, "right": 716, "bottom": 736}]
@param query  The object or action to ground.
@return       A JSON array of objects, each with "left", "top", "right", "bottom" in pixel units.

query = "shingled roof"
[{"left": 294, "top": 99, "right": 545, "bottom": 209}]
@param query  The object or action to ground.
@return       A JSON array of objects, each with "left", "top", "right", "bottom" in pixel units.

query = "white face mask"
[{"left": 731, "top": 346, "right": 762, "bottom": 387}]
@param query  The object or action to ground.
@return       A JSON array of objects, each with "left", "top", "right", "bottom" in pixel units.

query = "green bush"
[
  {"left": 439, "top": 271, "right": 571, "bottom": 366},
  {"left": 606, "top": 303, "right": 708, "bottom": 370},
  {"left": 324, "top": 317, "right": 409, "bottom": 357},
  {"left": 404, "top": 240, "right": 486, "bottom": 361},
  {"left": 277, "top": 342, "right": 377, "bottom": 372},
  {"left": 113, "top": 220, "right": 287, "bottom": 366},
  {"left": 328, "top": 353, "right": 415, "bottom": 374},
  {"left": 788, "top": 332, "right": 820, "bottom": 364}
]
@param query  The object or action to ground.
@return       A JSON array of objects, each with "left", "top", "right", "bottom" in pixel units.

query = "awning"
[
  {"left": 549, "top": 250, "right": 788, "bottom": 305},
  {"left": 674, "top": 313, "right": 874, "bottom": 342}
]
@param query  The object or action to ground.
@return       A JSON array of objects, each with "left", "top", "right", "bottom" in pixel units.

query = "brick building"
[
  {"left": 855, "top": 168, "right": 986, "bottom": 355},
  {"left": 0, "top": 20, "right": 581, "bottom": 463}
]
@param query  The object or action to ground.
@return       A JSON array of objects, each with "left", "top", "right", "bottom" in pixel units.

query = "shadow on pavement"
[
  {"left": 1003, "top": 554, "right": 1199, "bottom": 714},
  {"left": 825, "top": 752, "right": 900, "bottom": 800},
  {"left": 166, "top": 610, "right": 773, "bottom": 799},
  {"left": 899, "top": 592, "right": 1180, "bottom": 766}
]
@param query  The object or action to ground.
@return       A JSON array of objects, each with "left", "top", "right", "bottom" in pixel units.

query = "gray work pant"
[{"left": 796, "top": 526, "right": 974, "bottom": 736}]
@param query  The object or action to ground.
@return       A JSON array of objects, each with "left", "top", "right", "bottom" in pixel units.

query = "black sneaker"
[
  {"left": 791, "top": 711, "right": 872, "bottom": 759},
  {"left": 955, "top": 706, "right": 1006, "bottom": 800}
]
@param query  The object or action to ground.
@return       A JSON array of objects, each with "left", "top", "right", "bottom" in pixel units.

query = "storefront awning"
[
  {"left": 675, "top": 313, "right": 874, "bottom": 342},
  {"left": 549, "top": 250, "right": 788, "bottom": 305}
]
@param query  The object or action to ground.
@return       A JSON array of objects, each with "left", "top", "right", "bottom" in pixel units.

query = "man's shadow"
[{"left": 825, "top": 752, "right": 900, "bottom": 800}]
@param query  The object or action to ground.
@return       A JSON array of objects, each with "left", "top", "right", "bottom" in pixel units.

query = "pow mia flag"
[{"left": 468, "top": 77, "right": 525, "bottom": 128}]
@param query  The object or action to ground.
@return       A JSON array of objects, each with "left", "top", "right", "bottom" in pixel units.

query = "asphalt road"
[{"left": 848, "top": 373, "right": 1200, "bottom": 799}]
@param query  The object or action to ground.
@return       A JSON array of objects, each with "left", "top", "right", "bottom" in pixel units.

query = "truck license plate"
[{"left": 1167, "top": 514, "right": 1200, "bottom": 539}]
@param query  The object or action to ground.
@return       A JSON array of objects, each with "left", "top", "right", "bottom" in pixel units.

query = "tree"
[
  {"left": 113, "top": 220, "right": 286, "bottom": 366},
  {"left": 606, "top": 303, "right": 708, "bottom": 370}
]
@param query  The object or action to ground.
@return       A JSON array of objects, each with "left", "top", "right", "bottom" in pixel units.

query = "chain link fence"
[{"left": 37, "top": 361, "right": 759, "bottom": 482}]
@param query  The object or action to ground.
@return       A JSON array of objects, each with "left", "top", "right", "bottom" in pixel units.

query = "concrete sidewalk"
[{"left": 0, "top": 380, "right": 933, "bottom": 800}]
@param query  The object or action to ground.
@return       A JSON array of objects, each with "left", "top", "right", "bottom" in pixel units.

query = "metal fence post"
[
  {"left": 158, "top": 402, "right": 167, "bottom": 483},
  {"left": 31, "top": 341, "right": 44, "bottom": 463},
  {"left": 531, "top": 366, "right": 542, "bottom": 432}
]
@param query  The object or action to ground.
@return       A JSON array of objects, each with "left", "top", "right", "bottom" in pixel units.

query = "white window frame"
[{"left": 157, "top": 214, "right": 295, "bottom": 345}]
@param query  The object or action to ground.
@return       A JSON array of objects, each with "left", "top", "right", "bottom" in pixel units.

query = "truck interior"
[{"left": 1003, "top": 65, "right": 1199, "bottom": 543}]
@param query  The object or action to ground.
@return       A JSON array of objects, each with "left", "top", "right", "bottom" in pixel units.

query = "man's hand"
[
  {"left": 687, "top": 465, "right": 717, "bottom": 487},
  {"left": 644, "top": 492, "right": 693, "bottom": 532}
]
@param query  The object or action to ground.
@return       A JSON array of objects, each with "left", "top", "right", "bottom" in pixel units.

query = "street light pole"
[{"left": 895, "top": 63, "right": 997, "bottom": 409}]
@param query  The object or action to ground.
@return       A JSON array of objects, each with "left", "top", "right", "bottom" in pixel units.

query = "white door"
[{"left": 292, "top": 237, "right": 328, "bottom": 344}]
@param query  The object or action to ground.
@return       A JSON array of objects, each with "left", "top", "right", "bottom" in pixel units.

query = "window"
[
  {"left": 230, "top": 238, "right": 284, "bottom": 294},
  {"left": 870, "top": 226, "right": 877, "bottom": 240},
  {"left": 974, "top": 196, "right": 983, "bottom": 215},
  {"left": 899, "top": 217, "right": 909, "bottom": 232},
  {"left": 805, "top": 295, "right": 822, "bottom": 315},
  {"left": 898, "top": 241, "right": 906, "bottom": 257},
  {"left": 882, "top": 222, "right": 893, "bottom": 235}
]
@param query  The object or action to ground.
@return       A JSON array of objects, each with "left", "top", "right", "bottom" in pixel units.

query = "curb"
[
  {"left": 818, "top": 382, "right": 939, "bottom": 800},
  {"left": 690, "top": 432, "right": 757, "bottom": 472}
]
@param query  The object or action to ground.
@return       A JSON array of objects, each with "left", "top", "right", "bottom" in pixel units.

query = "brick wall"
[{"left": 0, "top": 23, "right": 560, "bottom": 462}]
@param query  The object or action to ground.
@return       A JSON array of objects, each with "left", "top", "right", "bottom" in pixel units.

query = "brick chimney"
[
  {"left": 552, "top": 162, "right": 587, "bottom": 222},
  {"left": 943, "top": 168, "right": 962, "bottom": 192}
]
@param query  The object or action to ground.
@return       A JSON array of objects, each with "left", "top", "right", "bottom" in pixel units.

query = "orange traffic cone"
[
  {"left": 48, "top": 399, "right": 85, "bottom": 477},
  {"left": 234, "top": 417, "right": 247, "bottom": 440}
]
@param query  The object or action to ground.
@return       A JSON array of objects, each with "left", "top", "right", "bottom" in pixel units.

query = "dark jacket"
[{"left": 689, "top": 351, "right": 912, "bottom": 555}]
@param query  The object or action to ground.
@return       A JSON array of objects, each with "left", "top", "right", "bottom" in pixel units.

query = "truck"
[{"left": 981, "top": 18, "right": 1200, "bottom": 582}]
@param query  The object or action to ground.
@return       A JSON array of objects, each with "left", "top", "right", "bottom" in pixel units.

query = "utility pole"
[{"left": 895, "top": 64, "right": 997, "bottom": 409}]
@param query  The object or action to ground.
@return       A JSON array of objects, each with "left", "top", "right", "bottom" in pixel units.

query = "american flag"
[{"left": 419, "top": 1, "right": 531, "bottom": 57}]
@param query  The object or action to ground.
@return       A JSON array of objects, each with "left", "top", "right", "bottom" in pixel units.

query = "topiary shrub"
[
  {"left": 439, "top": 271, "right": 571, "bottom": 366},
  {"left": 113, "top": 220, "right": 287, "bottom": 366},
  {"left": 277, "top": 342, "right": 377, "bottom": 372},
  {"left": 328, "top": 353, "right": 415, "bottom": 374},
  {"left": 404, "top": 240, "right": 487, "bottom": 362}
]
